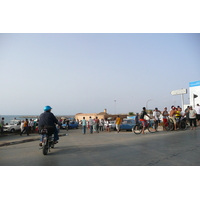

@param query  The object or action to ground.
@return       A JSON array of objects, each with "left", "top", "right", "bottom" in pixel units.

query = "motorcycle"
[{"left": 40, "top": 128, "right": 55, "bottom": 155}]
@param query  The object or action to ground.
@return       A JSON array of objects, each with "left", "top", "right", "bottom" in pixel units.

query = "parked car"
[
  {"left": 120, "top": 119, "right": 136, "bottom": 131},
  {"left": 108, "top": 121, "right": 116, "bottom": 130},
  {"left": 3, "top": 120, "right": 21, "bottom": 133},
  {"left": 69, "top": 121, "right": 79, "bottom": 129},
  {"left": 61, "top": 121, "right": 79, "bottom": 129}
]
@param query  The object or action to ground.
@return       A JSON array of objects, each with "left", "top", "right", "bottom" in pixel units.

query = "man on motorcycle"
[{"left": 38, "top": 105, "right": 60, "bottom": 146}]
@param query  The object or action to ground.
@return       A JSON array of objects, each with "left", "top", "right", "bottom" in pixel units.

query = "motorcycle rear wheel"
[{"left": 43, "top": 145, "right": 48, "bottom": 155}]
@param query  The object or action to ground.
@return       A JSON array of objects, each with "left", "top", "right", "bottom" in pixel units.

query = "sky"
[{"left": 0, "top": 33, "right": 200, "bottom": 115}]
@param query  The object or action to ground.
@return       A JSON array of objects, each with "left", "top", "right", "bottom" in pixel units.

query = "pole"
[
  {"left": 146, "top": 99, "right": 153, "bottom": 111},
  {"left": 193, "top": 94, "right": 195, "bottom": 108},
  {"left": 181, "top": 94, "right": 184, "bottom": 109}
]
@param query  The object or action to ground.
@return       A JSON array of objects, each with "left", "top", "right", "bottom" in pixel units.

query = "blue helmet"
[{"left": 44, "top": 105, "right": 52, "bottom": 111}]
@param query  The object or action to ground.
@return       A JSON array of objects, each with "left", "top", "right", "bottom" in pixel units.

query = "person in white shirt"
[
  {"left": 187, "top": 106, "right": 197, "bottom": 130},
  {"left": 105, "top": 119, "right": 111, "bottom": 132},
  {"left": 88, "top": 116, "right": 94, "bottom": 134},
  {"left": 20, "top": 120, "right": 24, "bottom": 133},
  {"left": 195, "top": 104, "right": 200, "bottom": 125},
  {"left": 29, "top": 119, "right": 34, "bottom": 133},
  {"left": 153, "top": 107, "right": 161, "bottom": 131}
]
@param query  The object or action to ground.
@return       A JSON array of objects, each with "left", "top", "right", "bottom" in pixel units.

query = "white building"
[{"left": 189, "top": 80, "right": 200, "bottom": 107}]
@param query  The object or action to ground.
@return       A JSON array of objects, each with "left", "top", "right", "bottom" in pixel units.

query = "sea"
[
  {"left": 0, "top": 115, "right": 38, "bottom": 124},
  {"left": 0, "top": 115, "right": 75, "bottom": 124}
]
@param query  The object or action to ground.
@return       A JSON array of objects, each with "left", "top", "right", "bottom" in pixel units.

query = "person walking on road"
[
  {"left": 20, "top": 119, "right": 29, "bottom": 136},
  {"left": 115, "top": 115, "right": 122, "bottom": 133},
  {"left": 82, "top": 117, "right": 87, "bottom": 134}
]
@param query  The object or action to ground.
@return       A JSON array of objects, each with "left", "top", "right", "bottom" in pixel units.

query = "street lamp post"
[{"left": 146, "top": 99, "right": 153, "bottom": 111}]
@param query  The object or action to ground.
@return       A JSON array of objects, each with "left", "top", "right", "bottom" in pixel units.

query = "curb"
[{"left": 0, "top": 133, "right": 68, "bottom": 147}]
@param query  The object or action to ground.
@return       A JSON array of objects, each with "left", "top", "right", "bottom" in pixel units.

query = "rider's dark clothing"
[{"left": 38, "top": 111, "right": 58, "bottom": 134}]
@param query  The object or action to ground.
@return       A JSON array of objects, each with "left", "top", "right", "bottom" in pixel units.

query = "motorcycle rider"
[{"left": 38, "top": 105, "right": 60, "bottom": 146}]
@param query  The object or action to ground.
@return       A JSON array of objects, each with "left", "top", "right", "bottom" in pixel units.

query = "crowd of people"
[
  {"left": 20, "top": 118, "right": 37, "bottom": 136},
  {"left": 81, "top": 116, "right": 121, "bottom": 134},
  {"left": 79, "top": 104, "right": 200, "bottom": 134},
  {"left": 1, "top": 103, "right": 200, "bottom": 141},
  {"left": 136, "top": 104, "right": 200, "bottom": 133}
]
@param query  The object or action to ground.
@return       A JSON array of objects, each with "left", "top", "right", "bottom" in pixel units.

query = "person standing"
[
  {"left": 29, "top": 119, "right": 34, "bottom": 133},
  {"left": 99, "top": 119, "right": 104, "bottom": 131},
  {"left": 0, "top": 117, "right": 5, "bottom": 135},
  {"left": 135, "top": 113, "right": 139, "bottom": 124},
  {"left": 88, "top": 116, "right": 94, "bottom": 134},
  {"left": 82, "top": 117, "right": 87, "bottom": 134},
  {"left": 195, "top": 104, "right": 200, "bottom": 126},
  {"left": 153, "top": 108, "right": 161, "bottom": 131},
  {"left": 185, "top": 106, "right": 190, "bottom": 125},
  {"left": 115, "top": 115, "right": 122, "bottom": 133},
  {"left": 187, "top": 106, "right": 197, "bottom": 130},
  {"left": 20, "top": 120, "right": 24, "bottom": 134},
  {"left": 94, "top": 117, "right": 100, "bottom": 133},
  {"left": 169, "top": 106, "right": 177, "bottom": 131},
  {"left": 105, "top": 119, "right": 111, "bottom": 132},
  {"left": 162, "top": 107, "right": 169, "bottom": 130}
]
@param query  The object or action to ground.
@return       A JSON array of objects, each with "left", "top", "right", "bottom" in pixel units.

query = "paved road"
[{"left": 0, "top": 128, "right": 200, "bottom": 166}]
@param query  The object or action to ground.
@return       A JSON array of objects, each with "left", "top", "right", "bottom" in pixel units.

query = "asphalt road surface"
[{"left": 1, "top": 128, "right": 200, "bottom": 166}]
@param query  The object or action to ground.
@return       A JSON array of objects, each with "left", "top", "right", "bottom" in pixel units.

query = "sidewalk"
[{"left": 0, "top": 131, "right": 67, "bottom": 147}]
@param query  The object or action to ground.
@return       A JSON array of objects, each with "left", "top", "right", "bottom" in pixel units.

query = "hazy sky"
[{"left": 0, "top": 33, "right": 199, "bottom": 115}]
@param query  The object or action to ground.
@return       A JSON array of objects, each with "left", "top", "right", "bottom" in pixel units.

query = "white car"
[
  {"left": 104, "top": 121, "right": 116, "bottom": 130},
  {"left": 3, "top": 120, "right": 21, "bottom": 133}
]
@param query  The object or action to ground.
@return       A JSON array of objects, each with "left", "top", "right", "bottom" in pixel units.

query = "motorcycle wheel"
[{"left": 43, "top": 139, "right": 49, "bottom": 155}]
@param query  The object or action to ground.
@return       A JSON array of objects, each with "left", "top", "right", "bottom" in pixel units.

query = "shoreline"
[{"left": 19, "top": 115, "right": 75, "bottom": 119}]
